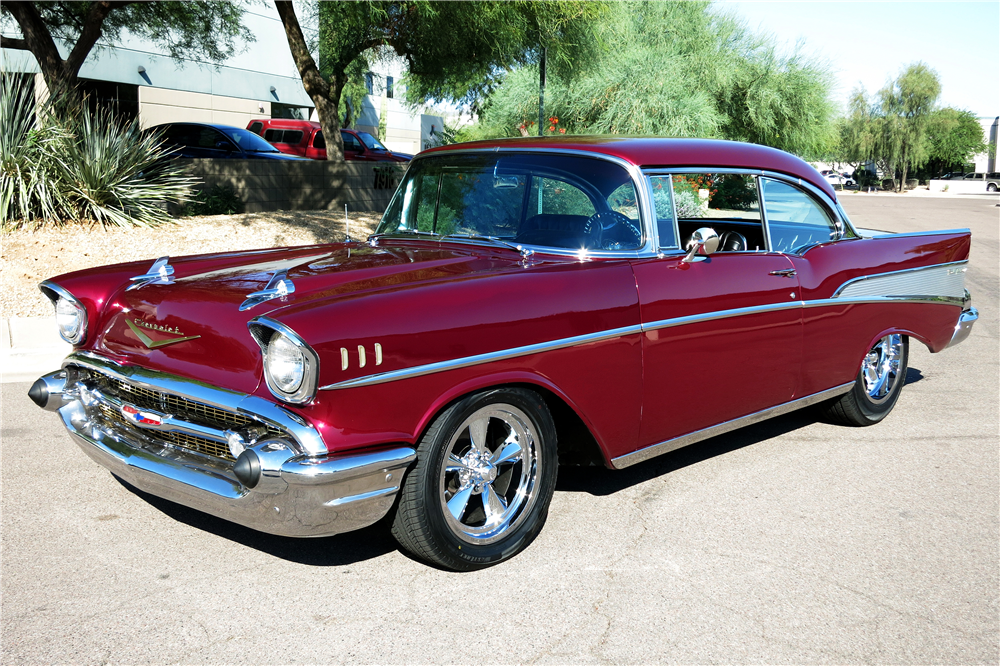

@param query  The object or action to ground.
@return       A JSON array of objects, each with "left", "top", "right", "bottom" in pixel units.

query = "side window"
[
  {"left": 198, "top": 128, "right": 232, "bottom": 150},
  {"left": 248, "top": 122, "right": 263, "bottom": 135},
  {"left": 670, "top": 173, "right": 764, "bottom": 252},
  {"left": 313, "top": 130, "right": 325, "bottom": 150},
  {"left": 647, "top": 176, "right": 678, "bottom": 248},
  {"left": 341, "top": 132, "right": 362, "bottom": 152},
  {"left": 263, "top": 129, "right": 280, "bottom": 142},
  {"left": 283, "top": 130, "right": 303, "bottom": 145},
  {"left": 760, "top": 178, "right": 839, "bottom": 254}
]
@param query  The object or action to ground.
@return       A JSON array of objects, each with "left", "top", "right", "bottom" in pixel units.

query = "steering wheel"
[{"left": 583, "top": 211, "right": 642, "bottom": 251}]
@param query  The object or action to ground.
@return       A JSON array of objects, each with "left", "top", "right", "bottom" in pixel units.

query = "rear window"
[{"left": 263, "top": 129, "right": 303, "bottom": 145}]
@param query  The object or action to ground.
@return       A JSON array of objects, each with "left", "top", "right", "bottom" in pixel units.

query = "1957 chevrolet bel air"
[{"left": 29, "top": 137, "right": 978, "bottom": 570}]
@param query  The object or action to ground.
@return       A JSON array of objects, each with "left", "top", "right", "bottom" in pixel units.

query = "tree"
[
  {"left": 924, "top": 107, "right": 986, "bottom": 176},
  {"left": 276, "top": 0, "right": 601, "bottom": 161},
  {"left": 835, "top": 63, "right": 945, "bottom": 190},
  {"left": 463, "top": 1, "right": 835, "bottom": 158},
  {"left": 877, "top": 62, "right": 941, "bottom": 190},
  {"left": 1, "top": 2, "right": 252, "bottom": 105}
]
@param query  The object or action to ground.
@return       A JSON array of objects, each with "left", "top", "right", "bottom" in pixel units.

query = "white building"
[{"left": 1, "top": 2, "right": 443, "bottom": 154}]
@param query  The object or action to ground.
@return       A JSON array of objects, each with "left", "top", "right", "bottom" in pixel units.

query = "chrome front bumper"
[{"left": 32, "top": 353, "right": 415, "bottom": 538}]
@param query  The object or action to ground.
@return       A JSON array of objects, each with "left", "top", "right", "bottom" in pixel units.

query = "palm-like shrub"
[{"left": 1, "top": 74, "right": 196, "bottom": 229}]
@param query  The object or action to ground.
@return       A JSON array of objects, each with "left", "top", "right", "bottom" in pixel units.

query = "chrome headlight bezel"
[
  {"left": 39, "top": 281, "right": 88, "bottom": 345},
  {"left": 248, "top": 317, "right": 319, "bottom": 405}
]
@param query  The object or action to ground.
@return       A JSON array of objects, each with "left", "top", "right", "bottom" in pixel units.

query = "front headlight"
[
  {"left": 249, "top": 318, "right": 319, "bottom": 405},
  {"left": 40, "top": 281, "right": 87, "bottom": 345},
  {"left": 267, "top": 332, "right": 305, "bottom": 394}
]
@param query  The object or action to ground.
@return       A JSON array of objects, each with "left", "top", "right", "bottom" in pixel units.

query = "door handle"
[{"left": 768, "top": 269, "right": 797, "bottom": 278}]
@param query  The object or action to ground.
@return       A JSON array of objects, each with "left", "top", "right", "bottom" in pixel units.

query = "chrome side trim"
[
  {"left": 870, "top": 228, "right": 971, "bottom": 240},
  {"left": 320, "top": 262, "right": 968, "bottom": 391},
  {"left": 610, "top": 383, "right": 855, "bottom": 469},
  {"left": 64, "top": 351, "right": 327, "bottom": 455},
  {"left": 833, "top": 261, "right": 968, "bottom": 300},
  {"left": 320, "top": 324, "right": 643, "bottom": 391}
]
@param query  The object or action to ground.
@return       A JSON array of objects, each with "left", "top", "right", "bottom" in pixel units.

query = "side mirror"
[
  {"left": 215, "top": 140, "right": 236, "bottom": 152},
  {"left": 682, "top": 227, "right": 720, "bottom": 263}
]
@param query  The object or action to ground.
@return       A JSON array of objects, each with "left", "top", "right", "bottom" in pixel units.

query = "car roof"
[
  {"left": 423, "top": 136, "right": 835, "bottom": 199},
  {"left": 151, "top": 122, "right": 250, "bottom": 131},
  {"left": 249, "top": 119, "right": 321, "bottom": 130}
]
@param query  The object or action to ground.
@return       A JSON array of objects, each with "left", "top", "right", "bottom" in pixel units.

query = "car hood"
[{"left": 84, "top": 241, "right": 526, "bottom": 394}]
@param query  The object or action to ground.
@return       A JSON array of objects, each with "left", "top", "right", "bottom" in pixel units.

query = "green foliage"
[
  {"left": 710, "top": 174, "right": 758, "bottom": 210},
  {"left": 467, "top": 1, "right": 835, "bottom": 157},
  {"left": 835, "top": 63, "right": 946, "bottom": 190},
  {"left": 0, "top": 74, "right": 195, "bottom": 230},
  {"left": 925, "top": 107, "right": 986, "bottom": 171},
  {"left": 183, "top": 185, "right": 243, "bottom": 217}
]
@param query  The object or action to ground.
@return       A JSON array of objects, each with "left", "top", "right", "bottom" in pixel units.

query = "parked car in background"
[
  {"left": 938, "top": 172, "right": 966, "bottom": 180},
  {"left": 29, "top": 137, "right": 977, "bottom": 571},
  {"left": 823, "top": 172, "right": 855, "bottom": 188},
  {"left": 147, "top": 122, "right": 306, "bottom": 160},
  {"left": 960, "top": 172, "right": 1000, "bottom": 191},
  {"left": 246, "top": 119, "right": 412, "bottom": 162}
]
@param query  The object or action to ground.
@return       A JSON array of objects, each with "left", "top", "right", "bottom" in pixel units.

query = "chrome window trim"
[
  {"left": 39, "top": 280, "right": 88, "bottom": 345},
  {"left": 384, "top": 148, "right": 659, "bottom": 259},
  {"left": 319, "top": 261, "right": 966, "bottom": 392},
  {"left": 610, "top": 382, "right": 855, "bottom": 469},
  {"left": 247, "top": 316, "right": 321, "bottom": 406},
  {"left": 64, "top": 350, "right": 327, "bottom": 455}
]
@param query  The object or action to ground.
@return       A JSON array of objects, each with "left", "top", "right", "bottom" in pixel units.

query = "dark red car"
[
  {"left": 246, "top": 118, "right": 411, "bottom": 162},
  {"left": 29, "top": 137, "right": 977, "bottom": 570}
]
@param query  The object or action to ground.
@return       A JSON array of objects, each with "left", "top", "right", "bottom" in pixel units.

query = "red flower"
[
  {"left": 559, "top": 128, "right": 566, "bottom": 134},
  {"left": 548, "top": 125, "right": 555, "bottom": 132}
]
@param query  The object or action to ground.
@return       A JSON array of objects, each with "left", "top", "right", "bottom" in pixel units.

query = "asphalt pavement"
[{"left": 2, "top": 195, "right": 997, "bottom": 664}]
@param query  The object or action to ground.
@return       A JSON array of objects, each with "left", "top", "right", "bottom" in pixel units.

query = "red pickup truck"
[{"left": 246, "top": 119, "right": 411, "bottom": 162}]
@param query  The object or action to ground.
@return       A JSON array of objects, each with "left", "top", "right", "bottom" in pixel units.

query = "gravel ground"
[{"left": 0, "top": 210, "right": 381, "bottom": 319}]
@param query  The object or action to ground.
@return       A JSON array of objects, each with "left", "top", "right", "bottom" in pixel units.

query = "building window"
[
  {"left": 386, "top": 76, "right": 393, "bottom": 99},
  {"left": 365, "top": 73, "right": 374, "bottom": 95}
]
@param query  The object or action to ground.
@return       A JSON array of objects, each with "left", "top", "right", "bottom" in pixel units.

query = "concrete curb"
[{"left": 1, "top": 316, "right": 71, "bottom": 384}]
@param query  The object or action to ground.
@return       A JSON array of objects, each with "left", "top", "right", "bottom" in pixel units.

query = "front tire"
[
  {"left": 391, "top": 388, "right": 558, "bottom": 570},
  {"left": 825, "top": 334, "right": 908, "bottom": 426}
]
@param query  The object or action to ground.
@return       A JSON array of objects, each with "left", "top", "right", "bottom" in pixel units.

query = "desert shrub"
[
  {"left": 184, "top": 185, "right": 243, "bottom": 216},
  {"left": 0, "top": 74, "right": 196, "bottom": 229}
]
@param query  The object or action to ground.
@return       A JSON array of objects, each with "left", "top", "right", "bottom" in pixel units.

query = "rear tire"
[
  {"left": 391, "top": 388, "right": 558, "bottom": 571},
  {"left": 825, "top": 334, "right": 908, "bottom": 426}
]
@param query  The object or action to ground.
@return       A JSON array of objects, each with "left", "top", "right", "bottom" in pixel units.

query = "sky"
[{"left": 718, "top": 1, "right": 999, "bottom": 119}]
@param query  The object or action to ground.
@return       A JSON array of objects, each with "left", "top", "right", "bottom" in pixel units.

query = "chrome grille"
[
  {"left": 99, "top": 403, "right": 235, "bottom": 461},
  {"left": 86, "top": 372, "right": 284, "bottom": 463}
]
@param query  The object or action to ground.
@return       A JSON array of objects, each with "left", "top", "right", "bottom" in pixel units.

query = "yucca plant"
[
  {"left": 0, "top": 74, "right": 71, "bottom": 228},
  {"left": 52, "top": 106, "right": 196, "bottom": 227},
  {"left": 1, "top": 72, "right": 197, "bottom": 229}
]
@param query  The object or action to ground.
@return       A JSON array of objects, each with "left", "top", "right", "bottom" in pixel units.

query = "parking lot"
[{"left": 2, "top": 194, "right": 997, "bottom": 664}]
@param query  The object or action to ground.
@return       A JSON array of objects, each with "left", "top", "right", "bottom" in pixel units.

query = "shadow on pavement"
[
  {"left": 557, "top": 406, "right": 825, "bottom": 496},
  {"left": 113, "top": 475, "right": 399, "bottom": 566}
]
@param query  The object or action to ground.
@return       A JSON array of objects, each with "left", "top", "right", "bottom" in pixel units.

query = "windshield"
[
  {"left": 219, "top": 128, "right": 280, "bottom": 153},
  {"left": 357, "top": 131, "right": 389, "bottom": 151},
  {"left": 376, "top": 153, "right": 643, "bottom": 252}
]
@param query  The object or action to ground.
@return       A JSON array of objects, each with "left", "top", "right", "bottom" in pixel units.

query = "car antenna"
[{"left": 345, "top": 204, "right": 351, "bottom": 243}]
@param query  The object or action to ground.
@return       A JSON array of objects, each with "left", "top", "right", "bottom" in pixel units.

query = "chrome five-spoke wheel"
[
  {"left": 861, "top": 333, "right": 904, "bottom": 404},
  {"left": 391, "top": 388, "right": 558, "bottom": 570},
  {"left": 440, "top": 404, "right": 538, "bottom": 544},
  {"left": 825, "top": 333, "right": 909, "bottom": 426}
]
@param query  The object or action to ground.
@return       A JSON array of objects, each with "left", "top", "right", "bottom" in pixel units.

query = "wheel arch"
[{"left": 411, "top": 371, "right": 613, "bottom": 469}]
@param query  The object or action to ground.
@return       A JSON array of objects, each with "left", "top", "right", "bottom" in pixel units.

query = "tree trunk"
[
  {"left": 274, "top": 0, "right": 344, "bottom": 162},
  {"left": 5, "top": 1, "right": 129, "bottom": 109}
]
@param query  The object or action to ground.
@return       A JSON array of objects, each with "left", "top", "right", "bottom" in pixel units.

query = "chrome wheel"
[
  {"left": 862, "top": 334, "right": 904, "bottom": 404},
  {"left": 439, "top": 403, "right": 539, "bottom": 545}
]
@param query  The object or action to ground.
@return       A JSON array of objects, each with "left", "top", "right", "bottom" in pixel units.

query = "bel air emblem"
[{"left": 126, "top": 318, "right": 201, "bottom": 349}]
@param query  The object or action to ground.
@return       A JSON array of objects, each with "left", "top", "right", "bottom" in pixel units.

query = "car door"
[
  {"left": 630, "top": 172, "right": 802, "bottom": 456},
  {"left": 193, "top": 127, "right": 240, "bottom": 159},
  {"left": 341, "top": 131, "right": 365, "bottom": 160}
]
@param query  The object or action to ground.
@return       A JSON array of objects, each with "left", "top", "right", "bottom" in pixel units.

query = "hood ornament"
[
  {"left": 127, "top": 257, "right": 175, "bottom": 290},
  {"left": 240, "top": 270, "right": 295, "bottom": 311},
  {"left": 125, "top": 318, "right": 201, "bottom": 349}
]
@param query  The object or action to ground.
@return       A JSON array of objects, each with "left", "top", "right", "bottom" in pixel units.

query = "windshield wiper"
[{"left": 442, "top": 234, "right": 533, "bottom": 258}]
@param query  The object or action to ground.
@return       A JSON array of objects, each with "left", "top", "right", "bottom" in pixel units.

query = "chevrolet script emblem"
[{"left": 125, "top": 318, "right": 201, "bottom": 349}]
